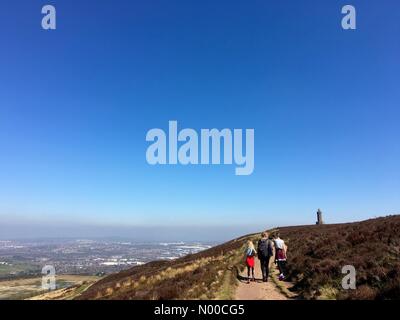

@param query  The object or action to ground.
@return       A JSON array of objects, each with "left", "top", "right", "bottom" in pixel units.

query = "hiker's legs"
[
  {"left": 277, "top": 260, "right": 282, "bottom": 274},
  {"left": 260, "top": 257, "right": 270, "bottom": 281},
  {"left": 265, "top": 257, "right": 270, "bottom": 280},
  {"left": 259, "top": 259, "right": 266, "bottom": 279},
  {"left": 279, "top": 261, "right": 286, "bottom": 276},
  {"left": 247, "top": 266, "right": 251, "bottom": 278},
  {"left": 251, "top": 267, "right": 255, "bottom": 280},
  {"left": 280, "top": 261, "right": 286, "bottom": 275}
]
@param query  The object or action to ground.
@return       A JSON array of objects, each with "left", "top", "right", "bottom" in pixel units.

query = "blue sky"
[{"left": 0, "top": 1, "right": 399, "bottom": 239}]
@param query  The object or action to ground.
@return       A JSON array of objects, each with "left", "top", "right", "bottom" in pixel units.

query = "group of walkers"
[{"left": 244, "top": 231, "right": 287, "bottom": 284}]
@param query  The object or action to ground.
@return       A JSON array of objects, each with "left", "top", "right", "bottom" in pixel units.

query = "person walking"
[
  {"left": 273, "top": 233, "right": 287, "bottom": 281},
  {"left": 257, "top": 232, "right": 274, "bottom": 282},
  {"left": 244, "top": 240, "right": 256, "bottom": 283}
]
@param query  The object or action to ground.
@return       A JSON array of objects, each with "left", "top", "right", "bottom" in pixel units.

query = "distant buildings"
[{"left": 316, "top": 209, "right": 324, "bottom": 225}]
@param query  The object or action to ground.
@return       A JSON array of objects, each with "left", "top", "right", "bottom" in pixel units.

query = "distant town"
[{"left": 0, "top": 239, "right": 214, "bottom": 279}]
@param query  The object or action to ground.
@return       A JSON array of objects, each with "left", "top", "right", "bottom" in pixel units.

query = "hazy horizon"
[
  {"left": 1, "top": 212, "right": 398, "bottom": 241},
  {"left": 0, "top": 221, "right": 259, "bottom": 242}
]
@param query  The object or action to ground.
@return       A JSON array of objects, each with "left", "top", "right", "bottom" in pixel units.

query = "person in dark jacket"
[{"left": 257, "top": 231, "right": 274, "bottom": 282}]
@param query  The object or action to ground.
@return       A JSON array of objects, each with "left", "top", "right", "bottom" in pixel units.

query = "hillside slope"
[
  {"left": 76, "top": 234, "right": 256, "bottom": 300},
  {"left": 32, "top": 215, "right": 400, "bottom": 300},
  {"left": 279, "top": 215, "right": 400, "bottom": 299}
]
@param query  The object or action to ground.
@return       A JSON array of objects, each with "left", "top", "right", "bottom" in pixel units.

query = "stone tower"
[{"left": 316, "top": 209, "right": 324, "bottom": 225}]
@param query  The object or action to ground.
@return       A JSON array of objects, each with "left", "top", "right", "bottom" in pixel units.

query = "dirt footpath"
[{"left": 235, "top": 258, "right": 288, "bottom": 300}]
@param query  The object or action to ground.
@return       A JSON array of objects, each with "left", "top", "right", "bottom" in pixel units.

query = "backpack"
[{"left": 258, "top": 239, "right": 273, "bottom": 258}]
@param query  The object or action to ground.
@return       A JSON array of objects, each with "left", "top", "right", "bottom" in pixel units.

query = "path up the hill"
[{"left": 235, "top": 258, "right": 288, "bottom": 300}]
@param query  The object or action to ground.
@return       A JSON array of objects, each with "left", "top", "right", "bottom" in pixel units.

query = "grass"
[
  {"left": 269, "top": 262, "right": 297, "bottom": 299},
  {"left": 0, "top": 275, "right": 100, "bottom": 300},
  {"left": 215, "top": 242, "right": 249, "bottom": 300}
]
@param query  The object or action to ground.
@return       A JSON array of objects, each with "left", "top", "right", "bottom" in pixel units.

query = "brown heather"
[{"left": 279, "top": 215, "right": 400, "bottom": 299}]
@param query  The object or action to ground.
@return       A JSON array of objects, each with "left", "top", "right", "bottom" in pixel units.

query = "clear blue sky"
[{"left": 0, "top": 1, "right": 399, "bottom": 239}]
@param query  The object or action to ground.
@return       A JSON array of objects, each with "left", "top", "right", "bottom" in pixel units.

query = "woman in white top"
[{"left": 273, "top": 233, "right": 287, "bottom": 280}]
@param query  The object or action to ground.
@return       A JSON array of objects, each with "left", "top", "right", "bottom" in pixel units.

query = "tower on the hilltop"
[{"left": 316, "top": 209, "right": 324, "bottom": 225}]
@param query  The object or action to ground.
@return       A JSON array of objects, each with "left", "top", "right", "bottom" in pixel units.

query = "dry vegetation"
[
  {"left": 278, "top": 215, "right": 400, "bottom": 300},
  {"left": 76, "top": 235, "right": 255, "bottom": 300},
  {"left": 0, "top": 275, "right": 99, "bottom": 300}
]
